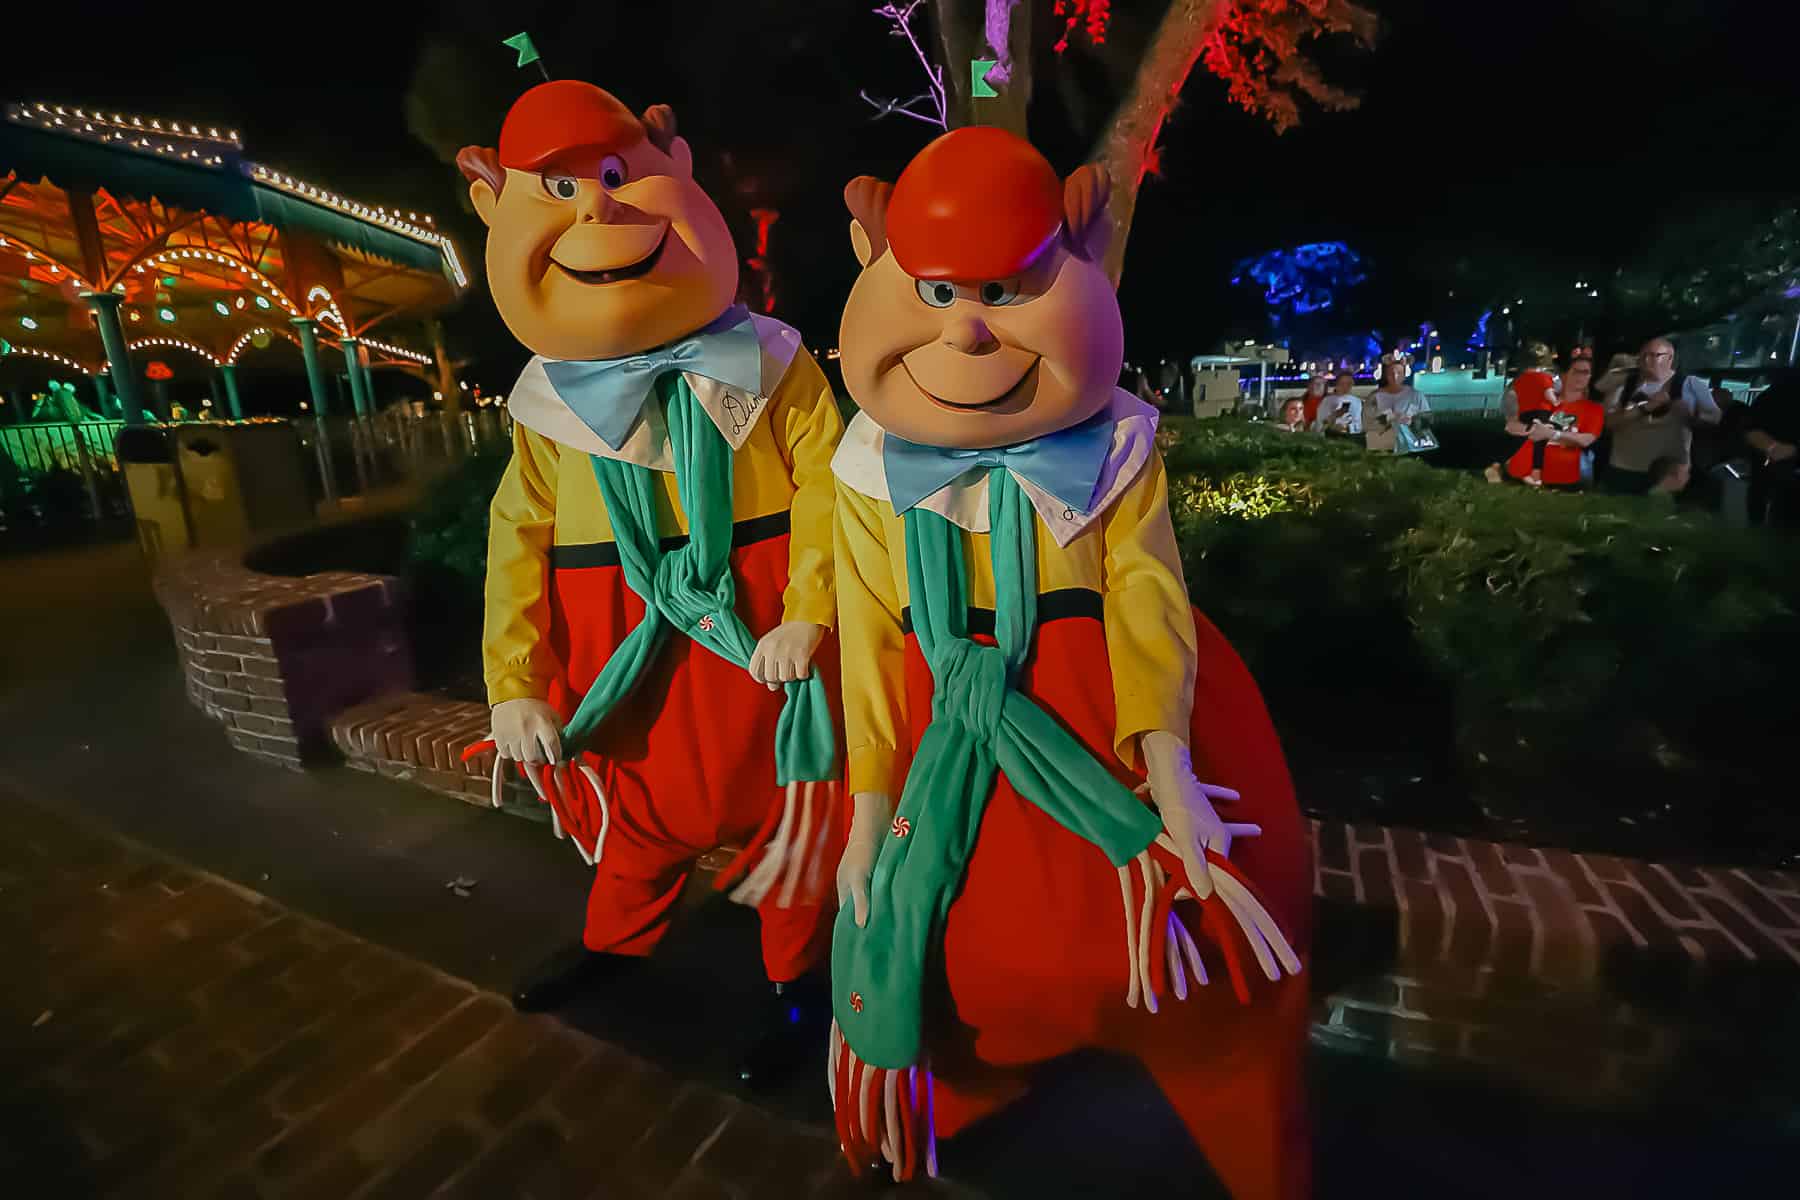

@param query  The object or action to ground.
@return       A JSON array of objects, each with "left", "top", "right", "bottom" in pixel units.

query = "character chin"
[{"left": 550, "top": 230, "right": 669, "bottom": 286}]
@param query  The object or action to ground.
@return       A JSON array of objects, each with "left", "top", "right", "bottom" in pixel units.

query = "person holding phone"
[{"left": 1601, "top": 338, "right": 1721, "bottom": 495}]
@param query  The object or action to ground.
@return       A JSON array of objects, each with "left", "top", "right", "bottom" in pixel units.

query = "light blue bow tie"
[
  {"left": 883, "top": 410, "right": 1116, "bottom": 516},
  {"left": 542, "top": 305, "right": 764, "bottom": 450}
]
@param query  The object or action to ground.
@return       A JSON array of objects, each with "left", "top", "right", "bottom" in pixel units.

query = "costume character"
[
  {"left": 454, "top": 81, "right": 846, "bottom": 1063},
  {"left": 822, "top": 127, "right": 1312, "bottom": 1197}
]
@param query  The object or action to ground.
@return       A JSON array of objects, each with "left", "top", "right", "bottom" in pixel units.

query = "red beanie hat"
[
  {"left": 498, "top": 80, "right": 645, "bottom": 172},
  {"left": 886, "top": 126, "right": 1064, "bottom": 281}
]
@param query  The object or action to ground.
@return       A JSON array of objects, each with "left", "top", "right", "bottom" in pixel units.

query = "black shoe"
[
  {"left": 512, "top": 943, "right": 633, "bottom": 1012},
  {"left": 735, "top": 973, "right": 831, "bottom": 1092}
]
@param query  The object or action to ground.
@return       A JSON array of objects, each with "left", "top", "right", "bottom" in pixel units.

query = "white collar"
[
  {"left": 502, "top": 313, "right": 804, "bottom": 469},
  {"left": 830, "top": 388, "right": 1161, "bottom": 548}
]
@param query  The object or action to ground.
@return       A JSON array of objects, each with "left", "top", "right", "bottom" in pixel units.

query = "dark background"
[{"left": 10, "top": 0, "right": 1797, "bottom": 388}]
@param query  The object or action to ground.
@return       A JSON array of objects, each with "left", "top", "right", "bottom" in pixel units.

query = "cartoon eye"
[
  {"left": 915, "top": 279, "right": 957, "bottom": 308},
  {"left": 542, "top": 175, "right": 579, "bottom": 201},
  {"left": 979, "top": 279, "right": 1021, "bottom": 306},
  {"left": 599, "top": 155, "right": 629, "bottom": 190}
]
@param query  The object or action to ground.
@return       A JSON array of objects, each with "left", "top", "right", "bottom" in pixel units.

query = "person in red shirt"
[
  {"left": 1506, "top": 351, "right": 1603, "bottom": 488},
  {"left": 1298, "top": 371, "right": 1329, "bottom": 429}
]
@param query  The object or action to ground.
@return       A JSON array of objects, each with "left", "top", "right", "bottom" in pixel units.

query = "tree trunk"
[
  {"left": 428, "top": 319, "right": 462, "bottom": 412},
  {"left": 934, "top": 0, "right": 1032, "bottom": 134},
  {"left": 1092, "top": 0, "right": 1226, "bottom": 286}
]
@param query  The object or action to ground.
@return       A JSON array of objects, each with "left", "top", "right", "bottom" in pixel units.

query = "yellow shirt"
[
  {"left": 833, "top": 435, "right": 1196, "bottom": 798},
  {"left": 483, "top": 346, "right": 843, "bottom": 705}
]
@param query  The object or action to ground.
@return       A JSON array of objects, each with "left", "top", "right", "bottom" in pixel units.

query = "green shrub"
[
  {"left": 1165, "top": 419, "right": 1800, "bottom": 863},
  {"left": 405, "top": 451, "right": 509, "bottom": 584}
]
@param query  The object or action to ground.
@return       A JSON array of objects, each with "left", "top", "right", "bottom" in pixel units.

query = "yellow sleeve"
[
  {"left": 834, "top": 478, "right": 910, "bottom": 797},
  {"left": 1101, "top": 450, "right": 1197, "bottom": 771},
  {"left": 769, "top": 351, "right": 845, "bottom": 628},
  {"left": 483, "top": 421, "right": 562, "bottom": 705}
]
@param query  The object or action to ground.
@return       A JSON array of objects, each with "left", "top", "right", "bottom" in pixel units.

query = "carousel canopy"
[{"left": 0, "top": 99, "right": 465, "bottom": 378}]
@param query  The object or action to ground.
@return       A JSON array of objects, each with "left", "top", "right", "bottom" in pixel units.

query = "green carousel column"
[
  {"left": 340, "top": 337, "right": 371, "bottom": 417},
  {"left": 82, "top": 291, "right": 145, "bottom": 425},
  {"left": 218, "top": 364, "right": 244, "bottom": 420},
  {"left": 290, "top": 317, "right": 331, "bottom": 415},
  {"left": 290, "top": 317, "right": 339, "bottom": 503},
  {"left": 338, "top": 337, "right": 373, "bottom": 493}
]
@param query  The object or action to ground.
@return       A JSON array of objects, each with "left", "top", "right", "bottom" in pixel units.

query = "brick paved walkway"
[{"left": 0, "top": 792, "right": 956, "bottom": 1200}]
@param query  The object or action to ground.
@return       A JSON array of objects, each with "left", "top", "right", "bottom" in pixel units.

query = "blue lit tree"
[{"left": 1232, "top": 241, "right": 1368, "bottom": 328}]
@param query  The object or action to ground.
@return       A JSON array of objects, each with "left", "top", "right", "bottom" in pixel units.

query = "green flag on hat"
[{"left": 502, "top": 32, "right": 540, "bottom": 69}]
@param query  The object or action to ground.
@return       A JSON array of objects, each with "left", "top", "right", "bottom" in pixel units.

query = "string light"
[
  {"left": 357, "top": 336, "right": 432, "bottom": 366},
  {"left": 247, "top": 164, "right": 466, "bottom": 286},
  {"left": 144, "top": 248, "right": 299, "bottom": 317},
  {"left": 225, "top": 326, "right": 301, "bottom": 364},
  {"left": 128, "top": 335, "right": 222, "bottom": 367},
  {"left": 14, "top": 100, "right": 240, "bottom": 149},
  {"left": 0, "top": 342, "right": 100, "bottom": 374}
]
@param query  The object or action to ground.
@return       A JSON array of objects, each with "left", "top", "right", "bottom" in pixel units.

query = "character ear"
[
  {"left": 850, "top": 220, "right": 875, "bottom": 268},
  {"left": 844, "top": 176, "right": 892, "bottom": 266},
  {"left": 1062, "top": 164, "right": 1112, "bottom": 262},
  {"left": 641, "top": 104, "right": 679, "bottom": 153},
  {"left": 457, "top": 146, "right": 504, "bottom": 227}
]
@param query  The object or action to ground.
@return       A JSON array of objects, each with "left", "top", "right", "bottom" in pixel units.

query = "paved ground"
[
  {"left": 3, "top": 540, "right": 1796, "bottom": 1199},
  {"left": 0, "top": 790, "right": 870, "bottom": 1200}
]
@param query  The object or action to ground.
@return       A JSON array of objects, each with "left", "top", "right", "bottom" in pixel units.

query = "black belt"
[
  {"left": 550, "top": 510, "right": 791, "bottom": 570},
  {"left": 900, "top": 587, "right": 1104, "bottom": 637}
]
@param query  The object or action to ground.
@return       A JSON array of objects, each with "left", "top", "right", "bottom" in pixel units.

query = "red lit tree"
[{"left": 868, "top": 1, "right": 1376, "bottom": 283}]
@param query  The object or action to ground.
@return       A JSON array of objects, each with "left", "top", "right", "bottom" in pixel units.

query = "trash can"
[
  {"left": 116, "top": 425, "right": 188, "bottom": 562},
  {"left": 117, "top": 422, "right": 314, "bottom": 561}
]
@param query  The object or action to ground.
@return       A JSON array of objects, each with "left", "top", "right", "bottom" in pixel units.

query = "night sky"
[{"left": 12, "top": 0, "right": 1797, "bottom": 390}]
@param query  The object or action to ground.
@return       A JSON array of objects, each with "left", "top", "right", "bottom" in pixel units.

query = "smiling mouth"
[
  {"left": 552, "top": 230, "right": 669, "bottom": 285},
  {"left": 906, "top": 359, "right": 1041, "bottom": 411}
]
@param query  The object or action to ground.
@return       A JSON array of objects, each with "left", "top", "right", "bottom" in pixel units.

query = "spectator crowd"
[{"left": 1261, "top": 337, "right": 1800, "bottom": 528}]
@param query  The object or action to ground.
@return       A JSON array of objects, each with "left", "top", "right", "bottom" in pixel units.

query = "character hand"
[
  {"left": 837, "top": 792, "right": 894, "bottom": 927},
  {"left": 749, "top": 621, "right": 827, "bottom": 692},
  {"left": 1528, "top": 423, "right": 1553, "bottom": 442},
  {"left": 1768, "top": 441, "right": 1797, "bottom": 463},
  {"left": 491, "top": 698, "right": 563, "bottom": 764},
  {"left": 1140, "top": 731, "right": 1262, "bottom": 901}
]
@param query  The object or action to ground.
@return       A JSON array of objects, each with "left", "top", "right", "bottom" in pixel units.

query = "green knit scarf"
[
  {"left": 831, "top": 467, "right": 1163, "bottom": 1070},
  {"left": 557, "top": 373, "right": 836, "bottom": 787}
]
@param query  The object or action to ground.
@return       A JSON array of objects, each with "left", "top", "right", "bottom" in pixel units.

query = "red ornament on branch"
[
  {"left": 1051, "top": 0, "right": 1112, "bottom": 54},
  {"left": 145, "top": 361, "right": 173, "bottom": 381}
]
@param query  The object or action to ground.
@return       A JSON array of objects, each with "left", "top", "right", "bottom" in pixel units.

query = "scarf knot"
[{"left": 927, "top": 638, "right": 1010, "bottom": 745}]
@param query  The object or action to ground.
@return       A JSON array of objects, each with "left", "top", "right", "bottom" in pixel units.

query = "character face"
[
  {"left": 839, "top": 239, "right": 1123, "bottom": 450},
  {"left": 1565, "top": 361, "right": 1593, "bottom": 392},
  {"left": 1381, "top": 361, "right": 1407, "bottom": 387},
  {"left": 472, "top": 137, "right": 738, "bottom": 361}
]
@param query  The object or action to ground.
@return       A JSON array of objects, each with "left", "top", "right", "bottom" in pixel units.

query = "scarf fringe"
[
  {"left": 829, "top": 1020, "right": 936, "bottom": 1182},
  {"left": 461, "top": 739, "right": 610, "bottom": 869},
  {"left": 713, "top": 781, "right": 837, "bottom": 909},
  {"left": 1121, "top": 837, "right": 1303, "bottom": 1011}
]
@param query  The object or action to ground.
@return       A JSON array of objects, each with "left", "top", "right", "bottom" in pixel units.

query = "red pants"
[
  {"left": 545, "top": 528, "right": 843, "bottom": 983},
  {"left": 905, "top": 601, "right": 1314, "bottom": 1199}
]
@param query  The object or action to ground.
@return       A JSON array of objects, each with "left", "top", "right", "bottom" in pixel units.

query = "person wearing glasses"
[{"left": 1601, "top": 338, "right": 1721, "bottom": 495}]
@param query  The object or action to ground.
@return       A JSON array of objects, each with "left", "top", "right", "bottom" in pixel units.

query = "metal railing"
[{"left": 2, "top": 408, "right": 512, "bottom": 542}]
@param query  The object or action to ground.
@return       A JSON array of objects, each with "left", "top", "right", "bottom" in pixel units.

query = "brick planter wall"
[
  {"left": 326, "top": 692, "right": 1800, "bottom": 1110},
  {"left": 154, "top": 552, "right": 414, "bottom": 769},
  {"left": 1308, "top": 825, "right": 1800, "bottom": 1105}
]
